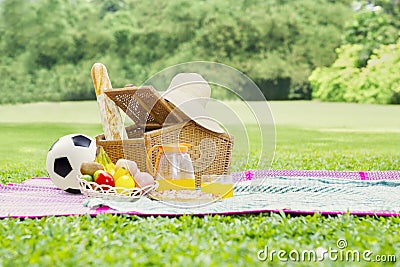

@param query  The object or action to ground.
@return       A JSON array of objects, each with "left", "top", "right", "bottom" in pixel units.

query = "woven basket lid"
[{"left": 104, "top": 86, "right": 189, "bottom": 127}]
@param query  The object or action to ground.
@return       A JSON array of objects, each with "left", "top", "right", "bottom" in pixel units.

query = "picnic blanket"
[{"left": 1, "top": 170, "right": 400, "bottom": 218}]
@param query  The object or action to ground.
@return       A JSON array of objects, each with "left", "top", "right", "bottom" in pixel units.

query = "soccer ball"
[{"left": 46, "top": 134, "right": 96, "bottom": 194}]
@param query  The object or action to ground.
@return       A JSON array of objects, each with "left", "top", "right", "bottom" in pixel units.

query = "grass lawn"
[{"left": 0, "top": 101, "right": 399, "bottom": 266}]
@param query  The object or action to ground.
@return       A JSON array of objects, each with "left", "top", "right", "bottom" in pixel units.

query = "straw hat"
[{"left": 162, "top": 73, "right": 224, "bottom": 133}]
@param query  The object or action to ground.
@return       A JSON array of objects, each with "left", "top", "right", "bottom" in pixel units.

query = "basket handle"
[{"left": 146, "top": 145, "right": 162, "bottom": 177}]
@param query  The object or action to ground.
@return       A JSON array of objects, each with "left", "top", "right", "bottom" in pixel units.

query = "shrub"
[{"left": 310, "top": 39, "right": 400, "bottom": 104}]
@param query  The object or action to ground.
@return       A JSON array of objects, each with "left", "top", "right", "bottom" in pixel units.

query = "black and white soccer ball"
[{"left": 46, "top": 134, "right": 96, "bottom": 194}]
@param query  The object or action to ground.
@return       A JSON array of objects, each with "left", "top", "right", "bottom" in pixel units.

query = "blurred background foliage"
[
  {"left": 0, "top": 0, "right": 398, "bottom": 104},
  {"left": 311, "top": 0, "right": 400, "bottom": 104}
]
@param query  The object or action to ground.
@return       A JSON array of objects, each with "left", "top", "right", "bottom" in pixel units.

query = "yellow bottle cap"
[{"left": 160, "top": 143, "right": 191, "bottom": 153}]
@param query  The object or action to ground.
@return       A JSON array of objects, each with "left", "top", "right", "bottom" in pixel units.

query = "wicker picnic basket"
[{"left": 96, "top": 86, "right": 234, "bottom": 180}]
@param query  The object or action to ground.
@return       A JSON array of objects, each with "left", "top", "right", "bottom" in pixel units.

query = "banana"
[
  {"left": 95, "top": 151, "right": 102, "bottom": 165},
  {"left": 95, "top": 147, "right": 115, "bottom": 174},
  {"left": 91, "top": 63, "right": 127, "bottom": 140},
  {"left": 104, "top": 154, "right": 115, "bottom": 175}
]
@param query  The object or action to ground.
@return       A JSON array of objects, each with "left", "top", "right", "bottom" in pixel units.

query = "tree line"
[{"left": 0, "top": 0, "right": 398, "bottom": 104}]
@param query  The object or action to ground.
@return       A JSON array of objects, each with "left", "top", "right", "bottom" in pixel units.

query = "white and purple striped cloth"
[{"left": 1, "top": 170, "right": 399, "bottom": 218}]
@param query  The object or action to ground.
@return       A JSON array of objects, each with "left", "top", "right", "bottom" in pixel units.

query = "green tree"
[
  {"left": 0, "top": 0, "right": 354, "bottom": 103},
  {"left": 310, "top": 0, "right": 400, "bottom": 104},
  {"left": 343, "top": 0, "right": 399, "bottom": 67},
  {"left": 310, "top": 40, "right": 400, "bottom": 104}
]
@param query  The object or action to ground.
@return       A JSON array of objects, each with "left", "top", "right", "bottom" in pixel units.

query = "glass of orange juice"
[{"left": 200, "top": 174, "right": 234, "bottom": 199}]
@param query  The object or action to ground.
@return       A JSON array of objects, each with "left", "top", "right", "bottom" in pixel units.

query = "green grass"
[
  {"left": 0, "top": 101, "right": 400, "bottom": 266},
  {"left": 0, "top": 123, "right": 102, "bottom": 184}
]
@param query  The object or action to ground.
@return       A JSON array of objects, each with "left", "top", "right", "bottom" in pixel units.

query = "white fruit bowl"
[{"left": 78, "top": 176, "right": 158, "bottom": 202}]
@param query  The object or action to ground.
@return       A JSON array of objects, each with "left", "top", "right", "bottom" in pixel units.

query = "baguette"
[{"left": 91, "top": 63, "right": 127, "bottom": 140}]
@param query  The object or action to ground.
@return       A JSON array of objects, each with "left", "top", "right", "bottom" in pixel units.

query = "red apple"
[
  {"left": 93, "top": 170, "right": 105, "bottom": 180},
  {"left": 95, "top": 171, "right": 115, "bottom": 189}
]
